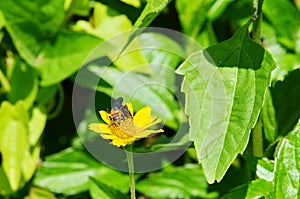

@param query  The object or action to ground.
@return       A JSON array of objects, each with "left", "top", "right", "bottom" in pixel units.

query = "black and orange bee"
[{"left": 109, "top": 97, "right": 132, "bottom": 125}]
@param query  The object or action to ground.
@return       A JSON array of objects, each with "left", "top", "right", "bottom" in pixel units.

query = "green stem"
[
  {"left": 252, "top": 0, "right": 264, "bottom": 44},
  {"left": 251, "top": 0, "right": 264, "bottom": 158},
  {"left": 0, "top": 69, "right": 10, "bottom": 93},
  {"left": 125, "top": 145, "right": 136, "bottom": 199}
]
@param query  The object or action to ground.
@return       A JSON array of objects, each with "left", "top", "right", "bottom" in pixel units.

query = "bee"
[{"left": 109, "top": 97, "right": 132, "bottom": 125}]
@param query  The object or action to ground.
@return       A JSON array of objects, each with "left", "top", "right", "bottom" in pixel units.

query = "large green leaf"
[
  {"left": 273, "top": 121, "right": 300, "bottom": 198},
  {"left": 0, "top": 0, "right": 65, "bottom": 65},
  {"left": 133, "top": 0, "right": 171, "bottom": 28},
  {"left": 136, "top": 164, "right": 218, "bottom": 199},
  {"left": 33, "top": 148, "right": 129, "bottom": 195},
  {"left": 176, "top": 21, "right": 275, "bottom": 183},
  {"left": 38, "top": 31, "right": 102, "bottom": 86}
]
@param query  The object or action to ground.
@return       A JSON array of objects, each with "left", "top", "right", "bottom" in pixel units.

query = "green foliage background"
[{"left": 0, "top": 0, "right": 299, "bottom": 198}]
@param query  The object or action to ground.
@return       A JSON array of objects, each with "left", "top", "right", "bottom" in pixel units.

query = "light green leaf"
[
  {"left": 0, "top": 101, "right": 29, "bottom": 191},
  {"left": 0, "top": 0, "right": 65, "bottom": 65},
  {"left": 133, "top": 0, "right": 171, "bottom": 28},
  {"left": 33, "top": 148, "right": 129, "bottom": 195},
  {"left": 28, "top": 107, "right": 47, "bottom": 145},
  {"left": 136, "top": 164, "right": 218, "bottom": 199},
  {"left": 0, "top": 167, "right": 12, "bottom": 195},
  {"left": 273, "top": 121, "right": 300, "bottom": 199},
  {"left": 38, "top": 31, "right": 102, "bottom": 86},
  {"left": 24, "top": 187, "right": 56, "bottom": 199},
  {"left": 222, "top": 179, "right": 272, "bottom": 199},
  {"left": 89, "top": 177, "right": 129, "bottom": 199},
  {"left": 247, "top": 156, "right": 274, "bottom": 182},
  {"left": 261, "top": 88, "right": 278, "bottom": 142},
  {"left": 89, "top": 66, "right": 180, "bottom": 129},
  {"left": 176, "top": 22, "right": 275, "bottom": 183}
]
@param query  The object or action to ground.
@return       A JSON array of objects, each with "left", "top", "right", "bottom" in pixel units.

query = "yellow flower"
[{"left": 89, "top": 97, "right": 164, "bottom": 147}]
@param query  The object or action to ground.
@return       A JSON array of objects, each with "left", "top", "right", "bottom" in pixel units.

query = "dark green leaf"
[
  {"left": 133, "top": 0, "right": 171, "bottom": 28},
  {"left": 271, "top": 69, "right": 300, "bottom": 136},
  {"left": 222, "top": 179, "right": 272, "bottom": 199},
  {"left": 273, "top": 121, "right": 300, "bottom": 198},
  {"left": 89, "top": 177, "right": 129, "bottom": 199},
  {"left": 33, "top": 148, "right": 129, "bottom": 195},
  {"left": 136, "top": 164, "right": 218, "bottom": 199},
  {"left": 0, "top": 0, "right": 65, "bottom": 65},
  {"left": 176, "top": 22, "right": 275, "bottom": 183},
  {"left": 7, "top": 58, "right": 38, "bottom": 108}
]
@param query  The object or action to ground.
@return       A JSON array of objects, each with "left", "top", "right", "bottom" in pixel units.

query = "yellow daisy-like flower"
[{"left": 89, "top": 97, "right": 164, "bottom": 147}]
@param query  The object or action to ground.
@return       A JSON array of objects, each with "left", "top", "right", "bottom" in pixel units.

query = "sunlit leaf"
[
  {"left": 273, "top": 121, "right": 300, "bottom": 198},
  {"left": 176, "top": 21, "right": 275, "bottom": 183},
  {"left": 133, "top": 0, "right": 171, "bottom": 28},
  {"left": 33, "top": 148, "right": 129, "bottom": 195}
]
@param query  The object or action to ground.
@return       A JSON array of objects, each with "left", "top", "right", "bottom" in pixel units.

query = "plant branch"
[{"left": 251, "top": 0, "right": 264, "bottom": 158}]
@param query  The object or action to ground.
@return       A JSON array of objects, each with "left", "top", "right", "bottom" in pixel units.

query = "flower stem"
[
  {"left": 125, "top": 145, "right": 136, "bottom": 199},
  {"left": 251, "top": 0, "right": 264, "bottom": 158}
]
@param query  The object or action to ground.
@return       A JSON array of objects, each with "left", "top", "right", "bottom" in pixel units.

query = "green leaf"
[
  {"left": 0, "top": 101, "right": 29, "bottom": 191},
  {"left": 0, "top": 167, "right": 12, "bottom": 195},
  {"left": 273, "top": 121, "right": 300, "bottom": 198},
  {"left": 261, "top": 88, "right": 278, "bottom": 142},
  {"left": 7, "top": 58, "right": 38, "bottom": 109},
  {"left": 89, "top": 177, "right": 129, "bottom": 199},
  {"left": 271, "top": 69, "right": 300, "bottom": 136},
  {"left": 0, "top": 0, "right": 65, "bottom": 65},
  {"left": 175, "top": 0, "right": 214, "bottom": 37},
  {"left": 33, "top": 148, "right": 129, "bottom": 195},
  {"left": 222, "top": 179, "right": 272, "bottom": 199},
  {"left": 24, "top": 187, "right": 56, "bottom": 199},
  {"left": 263, "top": 0, "right": 300, "bottom": 50},
  {"left": 247, "top": 156, "right": 274, "bottom": 182},
  {"left": 140, "top": 32, "right": 183, "bottom": 91},
  {"left": 133, "top": 0, "right": 171, "bottom": 28},
  {"left": 28, "top": 107, "right": 47, "bottom": 145},
  {"left": 89, "top": 66, "right": 180, "bottom": 129},
  {"left": 176, "top": 22, "right": 275, "bottom": 183},
  {"left": 38, "top": 31, "right": 102, "bottom": 86},
  {"left": 136, "top": 164, "right": 218, "bottom": 199}
]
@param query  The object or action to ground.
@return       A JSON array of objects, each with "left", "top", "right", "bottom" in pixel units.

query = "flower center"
[{"left": 109, "top": 118, "right": 136, "bottom": 138}]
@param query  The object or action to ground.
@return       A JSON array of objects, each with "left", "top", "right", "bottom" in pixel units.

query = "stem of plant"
[
  {"left": 252, "top": 0, "right": 264, "bottom": 158},
  {"left": 125, "top": 144, "right": 136, "bottom": 199}
]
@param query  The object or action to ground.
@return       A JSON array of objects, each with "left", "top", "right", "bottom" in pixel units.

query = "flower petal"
[
  {"left": 99, "top": 123, "right": 111, "bottom": 134},
  {"left": 134, "top": 128, "right": 164, "bottom": 138},
  {"left": 100, "top": 110, "right": 111, "bottom": 124},
  {"left": 133, "top": 106, "right": 154, "bottom": 127},
  {"left": 127, "top": 102, "right": 133, "bottom": 116},
  {"left": 89, "top": 123, "right": 102, "bottom": 133}
]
